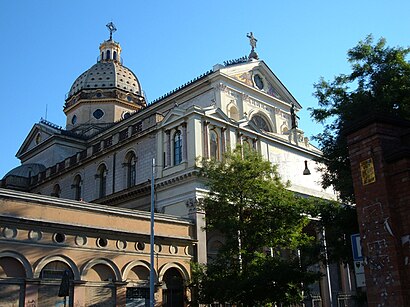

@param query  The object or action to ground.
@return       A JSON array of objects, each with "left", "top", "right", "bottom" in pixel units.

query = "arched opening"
[
  {"left": 0, "top": 257, "right": 26, "bottom": 278},
  {"left": 72, "top": 174, "right": 82, "bottom": 201},
  {"left": 229, "top": 105, "right": 239, "bottom": 121},
  {"left": 97, "top": 164, "right": 107, "bottom": 198},
  {"left": 126, "top": 265, "right": 150, "bottom": 306},
  {"left": 251, "top": 113, "right": 271, "bottom": 132},
  {"left": 0, "top": 256, "right": 26, "bottom": 306},
  {"left": 209, "top": 130, "right": 219, "bottom": 160},
  {"left": 125, "top": 152, "right": 137, "bottom": 188},
  {"left": 106, "top": 50, "right": 111, "bottom": 60},
  {"left": 173, "top": 130, "right": 182, "bottom": 165},
  {"left": 39, "top": 261, "right": 74, "bottom": 306},
  {"left": 113, "top": 51, "right": 117, "bottom": 60},
  {"left": 162, "top": 268, "right": 184, "bottom": 307},
  {"left": 52, "top": 184, "right": 61, "bottom": 198},
  {"left": 85, "top": 263, "right": 116, "bottom": 282},
  {"left": 84, "top": 263, "right": 116, "bottom": 306}
]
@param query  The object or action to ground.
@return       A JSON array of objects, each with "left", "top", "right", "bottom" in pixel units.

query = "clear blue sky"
[{"left": 1, "top": 1, "right": 409, "bottom": 178}]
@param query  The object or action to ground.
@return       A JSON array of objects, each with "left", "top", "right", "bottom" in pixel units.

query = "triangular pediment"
[
  {"left": 204, "top": 106, "right": 233, "bottom": 123},
  {"left": 219, "top": 60, "right": 301, "bottom": 109},
  {"left": 16, "top": 122, "right": 60, "bottom": 159},
  {"left": 160, "top": 106, "right": 186, "bottom": 127}
]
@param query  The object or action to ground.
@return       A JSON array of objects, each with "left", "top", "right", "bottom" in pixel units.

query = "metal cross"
[{"left": 106, "top": 22, "right": 117, "bottom": 40}]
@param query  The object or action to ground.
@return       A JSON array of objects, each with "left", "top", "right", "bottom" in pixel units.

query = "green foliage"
[
  {"left": 309, "top": 200, "right": 359, "bottom": 265},
  {"left": 310, "top": 35, "right": 410, "bottom": 204},
  {"left": 194, "top": 146, "right": 320, "bottom": 305}
]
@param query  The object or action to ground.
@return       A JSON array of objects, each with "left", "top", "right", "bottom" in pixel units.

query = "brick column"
[{"left": 346, "top": 115, "right": 410, "bottom": 306}]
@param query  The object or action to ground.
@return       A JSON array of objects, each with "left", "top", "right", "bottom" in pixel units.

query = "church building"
[{"left": 0, "top": 24, "right": 349, "bottom": 306}]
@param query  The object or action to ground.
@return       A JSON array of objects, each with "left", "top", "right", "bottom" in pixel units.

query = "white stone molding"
[{"left": 34, "top": 254, "right": 80, "bottom": 280}]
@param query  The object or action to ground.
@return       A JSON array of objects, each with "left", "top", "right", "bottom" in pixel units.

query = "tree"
[
  {"left": 192, "top": 146, "right": 319, "bottom": 306},
  {"left": 310, "top": 35, "right": 410, "bottom": 204}
]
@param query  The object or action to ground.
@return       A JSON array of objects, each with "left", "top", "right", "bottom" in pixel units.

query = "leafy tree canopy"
[
  {"left": 192, "top": 146, "right": 320, "bottom": 306},
  {"left": 310, "top": 35, "right": 410, "bottom": 203}
]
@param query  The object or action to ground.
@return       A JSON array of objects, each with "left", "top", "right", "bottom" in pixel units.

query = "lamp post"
[{"left": 150, "top": 158, "right": 155, "bottom": 307}]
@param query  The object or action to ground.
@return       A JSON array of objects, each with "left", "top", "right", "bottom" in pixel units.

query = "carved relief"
[
  {"left": 218, "top": 83, "right": 227, "bottom": 92},
  {"left": 185, "top": 197, "right": 204, "bottom": 213}
]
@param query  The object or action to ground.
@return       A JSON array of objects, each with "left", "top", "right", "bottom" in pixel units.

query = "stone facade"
[{"left": 0, "top": 29, "right": 349, "bottom": 306}]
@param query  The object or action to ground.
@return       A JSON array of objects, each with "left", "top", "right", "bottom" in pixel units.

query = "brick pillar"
[{"left": 346, "top": 115, "right": 410, "bottom": 306}]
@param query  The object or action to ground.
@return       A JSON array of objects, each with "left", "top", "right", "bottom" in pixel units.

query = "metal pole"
[{"left": 150, "top": 158, "right": 155, "bottom": 307}]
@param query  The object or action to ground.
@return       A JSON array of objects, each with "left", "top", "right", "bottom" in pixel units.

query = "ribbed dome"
[
  {"left": 67, "top": 61, "right": 142, "bottom": 99},
  {"left": 3, "top": 163, "right": 46, "bottom": 179}
]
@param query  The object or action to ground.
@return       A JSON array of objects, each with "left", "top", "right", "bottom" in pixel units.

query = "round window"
[
  {"left": 135, "top": 242, "right": 145, "bottom": 251},
  {"left": 54, "top": 233, "right": 66, "bottom": 244},
  {"left": 97, "top": 237, "right": 108, "bottom": 248},
  {"left": 93, "top": 109, "right": 104, "bottom": 119},
  {"left": 122, "top": 112, "right": 131, "bottom": 120}
]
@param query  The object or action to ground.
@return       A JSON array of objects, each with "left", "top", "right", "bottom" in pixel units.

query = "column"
[
  {"left": 221, "top": 127, "right": 226, "bottom": 155},
  {"left": 182, "top": 123, "right": 187, "bottom": 162},
  {"left": 165, "top": 130, "right": 171, "bottom": 167},
  {"left": 203, "top": 121, "right": 209, "bottom": 158}
]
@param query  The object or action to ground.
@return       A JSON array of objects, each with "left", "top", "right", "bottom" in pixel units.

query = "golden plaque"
[{"left": 360, "top": 158, "right": 376, "bottom": 185}]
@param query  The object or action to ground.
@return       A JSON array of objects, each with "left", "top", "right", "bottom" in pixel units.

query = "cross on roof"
[{"left": 106, "top": 22, "right": 117, "bottom": 40}]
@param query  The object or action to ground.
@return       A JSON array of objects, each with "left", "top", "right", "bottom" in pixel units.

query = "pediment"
[
  {"left": 16, "top": 122, "right": 60, "bottom": 159},
  {"left": 220, "top": 60, "right": 301, "bottom": 108},
  {"left": 204, "top": 106, "right": 233, "bottom": 123},
  {"left": 160, "top": 106, "right": 186, "bottom": 127}
]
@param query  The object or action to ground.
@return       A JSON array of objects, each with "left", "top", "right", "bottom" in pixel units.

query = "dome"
[
  {"left": 66, "top": 34, "right": 143, "bottom": 101},
  {"left": 3, "top": 163, "right": 46, "bottom": 179},
  {"left": 67, "top": 61, "right": 142, "bottom": 99}
]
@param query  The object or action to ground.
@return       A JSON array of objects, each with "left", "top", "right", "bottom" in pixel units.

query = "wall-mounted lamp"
[{"left": 303, "top": 160, "right": 311, "bottom": 175}]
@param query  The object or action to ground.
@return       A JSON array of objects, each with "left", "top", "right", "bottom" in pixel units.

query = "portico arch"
[
  {"left": 34, "top": 254, "right": 79, "bottom": 280},
  {"left": 81, "top": 258, "right": 121, "bottom": 282},
  {"left": 0, "top": 251, "right": 32, "bottom": 278}
]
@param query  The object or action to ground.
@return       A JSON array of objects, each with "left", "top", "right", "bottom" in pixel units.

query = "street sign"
[
  {"left": 351, "top": 233, "right": 363, "bottom": 261},
  {"left": 351, "top": 233, "right": 366, "bottom": 287}
]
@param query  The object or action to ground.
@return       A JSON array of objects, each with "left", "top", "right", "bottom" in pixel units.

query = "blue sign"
[{"left": 351, "top": 233, "right": 363, "bottom": 261}]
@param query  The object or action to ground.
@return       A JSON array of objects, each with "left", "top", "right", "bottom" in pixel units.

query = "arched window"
[
  {"left": 174, "top": 131, "right": 182, "bottom": 165},
  {"left": 106, "top": 50, "right": 111, "bottom": 60},
  {"left": 210, "top": 130, "right": 219, "bottom": 159},
  {"left": 113, "top": 51, "right": 117, "bottom": 60},
  {"left": 229, "top": 105, "right": 239, "bottom": 121},
  {"left": 97, "top": 164, "right": 107, "bottom": 198},
  {"left": 243, "top": 139, "right": 252, "bottom": 150},
  {"left": 125, "top": 152, "right": 137, "bottom": 188},
  {"left": 73, "top": 175, "right": 82, "bottom": 201},
  {"left": 251, "top": 114, "right": 271, "bottom": 132},
  {"left": 101, "top": 52, "right": 104, "bottom": 60},
  {"left": 52, "top": 184, "right": 61, "bottom": 198},
  {"left": 162, "top": 268, "right": 184, "bottom": 306}
]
